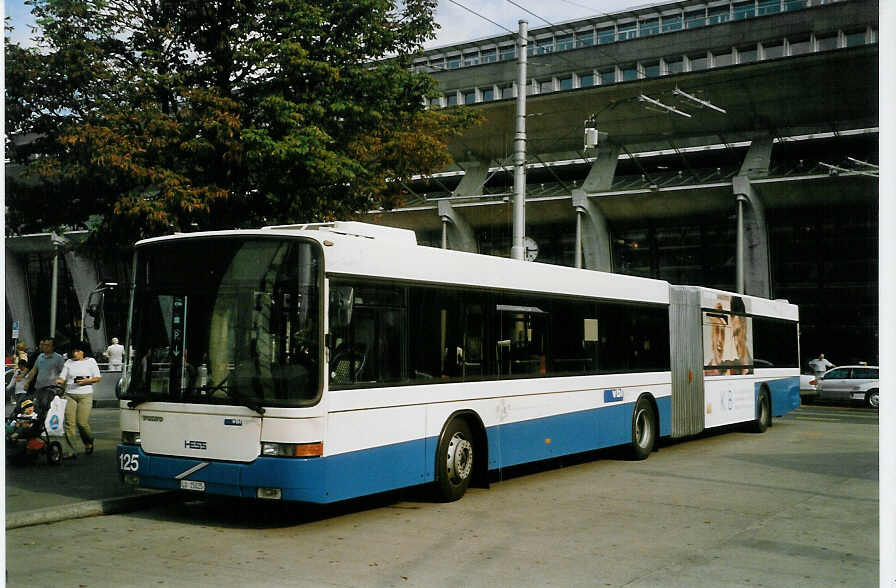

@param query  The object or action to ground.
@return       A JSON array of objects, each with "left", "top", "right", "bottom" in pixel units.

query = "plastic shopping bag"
[{"left": 44, "top": 395, "right": 67, "bottom": 437}]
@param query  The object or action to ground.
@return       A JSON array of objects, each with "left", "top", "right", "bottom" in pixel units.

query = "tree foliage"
[{"left": 5, "top": 0, "right": 478, "bottom": 243}]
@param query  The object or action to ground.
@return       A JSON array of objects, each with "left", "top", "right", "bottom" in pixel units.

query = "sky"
[{"left": 4, "top": 0, "right": 645, "bottom": 49}]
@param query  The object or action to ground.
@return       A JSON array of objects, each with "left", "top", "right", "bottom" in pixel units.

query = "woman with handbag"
[{"left": 55, "top": 342, "right": 101, "bottom": 458}]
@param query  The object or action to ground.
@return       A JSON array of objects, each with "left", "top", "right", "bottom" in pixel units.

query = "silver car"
[{"left": 817, "top": 365, "right": 879, "bottom": 408}]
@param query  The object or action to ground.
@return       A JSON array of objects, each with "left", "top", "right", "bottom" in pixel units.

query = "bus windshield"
[{"left": 122, "top": 236, "right": 322, "bottom": 409}]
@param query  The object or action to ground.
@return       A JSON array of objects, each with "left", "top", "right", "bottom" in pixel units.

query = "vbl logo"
[{"left": 184, "top": 440, "right": 207, "bottom": 450}]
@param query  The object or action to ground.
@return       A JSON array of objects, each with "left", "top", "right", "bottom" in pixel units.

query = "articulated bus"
[{"left": 117, "top": 221, "right": 800, "bottom": 503}]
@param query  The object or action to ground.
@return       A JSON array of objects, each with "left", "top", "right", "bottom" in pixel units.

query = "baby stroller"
[{"left": 6, "top": 386, "right": 64, "bottom": 466}]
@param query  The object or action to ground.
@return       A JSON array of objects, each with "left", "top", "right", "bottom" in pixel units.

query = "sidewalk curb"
[{"left": 7, "top": 490, "right": 179, "bottom": 530}]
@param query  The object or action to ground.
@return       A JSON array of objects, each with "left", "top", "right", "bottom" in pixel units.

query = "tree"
[{"left": 5, "top": 0, "right": 478, "bottom": 243}]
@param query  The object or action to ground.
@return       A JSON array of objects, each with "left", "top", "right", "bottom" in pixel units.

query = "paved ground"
[
  {"left": 5, "top": 406, "right": 170, "bottom": 528},
  {"left": 4, "top": 404, "right": 879, "bottom": 587}
]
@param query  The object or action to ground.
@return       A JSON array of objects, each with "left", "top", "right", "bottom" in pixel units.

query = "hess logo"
[{"left": 184, "top": 440, "right": 207, "bottom": 450}]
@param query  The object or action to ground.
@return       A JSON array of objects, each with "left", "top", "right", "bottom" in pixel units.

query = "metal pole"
[
  {"left": 50, "top": 236, "right": 59, "bottom": 338},
  {"left": 441, "top": 218, "right": 448, "bottom": 249},
  {"left": 511, "top": 20, "right": 528, "bottom": 261},
  {"left": 575, "top": 209, "right": 583, "bottom": 269},
  {"left": 735, "top": 195, "right": 746, "bottom": 293}
]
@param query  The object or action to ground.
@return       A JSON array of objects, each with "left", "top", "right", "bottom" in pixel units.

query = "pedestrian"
[
  {"left": 56, "top": 342, "right": 101, "bottom": 458},
  {"left": 6, "top": 358, "right": 30, "bottom": 402},
  {"left": 103, "top": 337, "right": 125, "bottom": 371},
  {"left": 25, "top": 337, "right": 66, "bottom": 409},
  {"left": 15, "top": 341, "right": 28, "bottom": 364},
  {"left": 808, "top": 353, "right": 834, "bottom": 379}
]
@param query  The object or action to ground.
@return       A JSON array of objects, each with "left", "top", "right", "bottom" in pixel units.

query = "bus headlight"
[
  {"left": 121, "top": 431, "right": 141, "bottom": 445},
  {"left": 260, "top": 442, "right": 323, "bottom": 458}
]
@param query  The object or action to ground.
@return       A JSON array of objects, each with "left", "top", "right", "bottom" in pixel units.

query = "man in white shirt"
[
  {"left": 808, "top": 353, "right": 834, "bottom": 379},
  {"left": 103, "top": 337, "right": 125, "bottom": 371}
]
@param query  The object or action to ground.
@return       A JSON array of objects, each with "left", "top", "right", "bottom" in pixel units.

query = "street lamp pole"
[{"left": 511, "top": 20, "right": 528, "bottom": 261}]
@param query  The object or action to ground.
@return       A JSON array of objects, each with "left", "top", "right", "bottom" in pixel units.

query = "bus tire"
[
  {"left": 629, "top": 396, "right": 656, "bottom": 460},
  {"left": 435, "top": 419, "right": 474, "bottom": 502},
  {"left": 865, "top": 389, "right": 879, "bottom": 409},
  {"left": 751, "top": 390, "right": 771, "bottom": 433}
]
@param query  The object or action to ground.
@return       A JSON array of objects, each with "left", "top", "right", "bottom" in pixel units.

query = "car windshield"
[{"left": 121, "top": 236, "right": 322, "bottom": 409}]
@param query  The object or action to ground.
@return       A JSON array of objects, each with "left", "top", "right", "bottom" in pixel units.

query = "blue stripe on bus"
[
  {"left": 763, "top": 375, "right": 800, "bottom": 416},
  {"left": 118, "top": 393, "right": 693, "bottom": 504}
]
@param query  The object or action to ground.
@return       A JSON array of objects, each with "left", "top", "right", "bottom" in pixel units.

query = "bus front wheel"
[
  {"left": 435, "top": 419, "right": 474, "bottom": 502},
  {"left": 629, "top": 397, "right": 656, "bottom": 460}
]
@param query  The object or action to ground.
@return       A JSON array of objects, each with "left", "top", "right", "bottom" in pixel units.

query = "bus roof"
[{"left": 134, "top": 223, "right": 798, "bottom": 319}]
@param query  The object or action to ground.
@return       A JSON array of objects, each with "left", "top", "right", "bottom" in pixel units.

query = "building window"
[
  {"left": 597, "top": 27, "right": 615, "bottom": 45},
  {"left": 733, "top": 1, "right": 755, "bottom": 20},
  {"left": 789, "top": 36, "right": 812, "bottom": 55},
  {"left": 576, "top": 31, "right": 594, "bottom": 47},
  {"left": 482, "top": 48, "right": 497, "bottom": 64},
  {"left": 758, "top": 0, "right": 781, "bottom": 16},
  {"left": 738, "top": 45, "right": 758, "bottom": 63},
  {"left": 762, "top": 41, "right": 785, "bottom": 59},
  {"left": 617, "top": 22, "right": 637, "bottom": 41},
  {"left": 663, "top": 57, "right": 684, "bottom": 74},
  {"left": 480, "top": 87, "right": 495, "bottom": 101},
  {"left": 815, "top": 33, "right": 838, "bottom": 52},
  {"left": 429, "top": 57, "right": 445, "bottom": 70},
  {"left": 500, "top": 84, "right": 514, "bottom": 99},
  {"left": 526, "top": 83, "right": 535, "bottom": 95},
  {"left": 712, "top": 49, "right": 733, "bottom": 67},
  {"left": 558, "top": 76, "right": 573, "bottom": 90},
  {"left": 556, "top": 35, "right": 574, "bottom": 51},
  {"left": 642, "top": 61, "right": 660, "bottom": 77},
  {"left": 500, "top": 45, "right": 516, "bottom": 61},
  {"left": 662, "top": 15, "right": 682, "bottom": 33},
  {"left": 413, "top": 60, "right": 427, "bottom": 73},
  {"left": 688, "top": 53, "right": 708, "bottom": 71},
  {"left": 527, "top": 43, "right": 536, "bottom": 56},
  {"left": 640, "top": 19, "right": 659, "bottom": 37},
  {"left": 446, "top": 93, "right": 458, "bottom": 106},
  {"left": 539, "top": 79, "right": 554, "bottom": 93},
  {"left": 621, "top": 64, "right": 638, "bottom": 81},
  {"left": 430, "top": 97, "right": 443, "bottom": 109},
  {"left": 707, "top": 6, "right": 730, "bottom": 25},
  {"left": 685, "top": 10, "right": 705, "bottom": 29},
  {"left": 536, "top": 38, "right": 554, "bottom": 55},
  {"left": 845, "top": 30, "right": 867, "bottom": 47},
  {"left": 579, "top": 72, "right": 595, "bottom": 87},
  {"left": 783, "top": 0, "right": 807, "bottom": 10},
  {"left": 463, "top": 52, "right": 479, "bottom": 67},
  {"left": 447, "top": 55, "right": 461, "bottom": 69},
  {"left": 463, "top": 90, "right": 476, "bottom": 105},
  {"left": 599, "top": 69, "right": 616, "bottom": 85}
]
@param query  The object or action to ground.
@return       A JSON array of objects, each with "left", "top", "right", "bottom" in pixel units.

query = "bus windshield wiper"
[{"left": 200, "top": 377, "right": 265, "bottom": 414}]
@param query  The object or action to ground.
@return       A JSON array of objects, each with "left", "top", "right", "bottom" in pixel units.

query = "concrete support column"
[
  {"left": 65, "top": 249, "right": 108, "bottom": 354},
  {"left": 582, "top": 143, "right": 621, "bottom": 193},
  {"left": 5, "top": 249, "right": 36, "bottom": 349},
  {"left": 572, "top": 190, "right": 613, "bottom": 272},
  {"left": 732, "top": 136, "right": 773, "bottom": 298},
  {"left": 452, "top": 159, "right": 490, "bottom": 197},
  {"left": 437, "top": 200, "right": 478, "bottom": 253}
]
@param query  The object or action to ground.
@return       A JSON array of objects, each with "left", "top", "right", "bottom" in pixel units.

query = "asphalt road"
[{"left": 6, "top": 404, "right": 878, "bottom": 587}]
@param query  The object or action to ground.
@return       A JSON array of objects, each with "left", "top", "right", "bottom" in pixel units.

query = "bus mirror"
[{"left": 331, "top": 286, "right": 354, "bottom": 328}]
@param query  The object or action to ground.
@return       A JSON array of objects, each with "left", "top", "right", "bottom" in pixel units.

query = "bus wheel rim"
[
  {"left": 635, "top": 409, "right": 651, "bottom": 448},
  {"left": 446, "top": 433, "right": 473, "bottom": 482}
]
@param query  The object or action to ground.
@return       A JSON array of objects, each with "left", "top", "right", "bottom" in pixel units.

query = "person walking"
[
  {"left": 808, "top": 353, "right": 834, "bottom": 379},
  {"left": 25, "top": 338, "right": 66, "bottom": 409},
  {"left": 103, "top": 337, "right": 125, "bottom": 371},
  {"left": 55, "top": 342, "right": 101, "bottom": 458}
]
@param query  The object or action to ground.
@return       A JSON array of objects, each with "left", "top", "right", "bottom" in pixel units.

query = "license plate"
[{"left": 180, "top": 479, "right": 206, "bottom": 492}]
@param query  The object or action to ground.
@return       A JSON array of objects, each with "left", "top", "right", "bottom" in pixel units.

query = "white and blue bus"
[{"left": 117, "top": 221, "right": 800, "bottom": 503}]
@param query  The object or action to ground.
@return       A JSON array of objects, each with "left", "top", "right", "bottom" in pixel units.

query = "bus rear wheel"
[
  {"left": 751, "top": 390, "right": 771, "bottom": 433},
  {"left": 629, "top": 397, "right": 656, "bottom": 460},
  {"left": 435, "top": 419, "right": 474, "bottom": 502}
]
